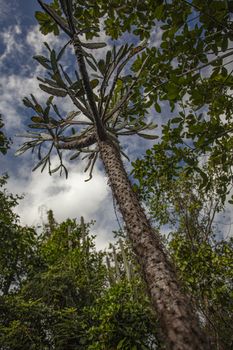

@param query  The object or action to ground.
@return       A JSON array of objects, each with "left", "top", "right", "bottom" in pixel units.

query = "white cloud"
[
  {"left": 0, "top": 24, "right": 23, "bottom": 67},
  {"left": 7, "top": 159, "right": 117, "bottom": 250},
  {"left": 26, "top": 25, "right": 67, "bottom": 55}
]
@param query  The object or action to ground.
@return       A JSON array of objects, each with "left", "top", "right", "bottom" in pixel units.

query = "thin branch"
[{"left": 143, "top": 49, "right": 233, "bottom": 101}]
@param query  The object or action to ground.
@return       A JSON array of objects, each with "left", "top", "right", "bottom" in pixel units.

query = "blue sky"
[{"left": 0, "top": 0, "right": 160, "bottom": 248}]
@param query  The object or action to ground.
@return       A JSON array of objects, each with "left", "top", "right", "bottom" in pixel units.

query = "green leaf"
[
  {"left": 69, "top": 80, "right": 82, "bottom": 91},
  {"left": 106, "top": 50, "right": 111, "bottom": 65},
  {"left": 57, "top": 40, "right": 71, "bottom": 61},
  {"left": 98, "top": 59, "right": 106, "bottom": 75},
  {"left": 137, "top": 133, "right": 159, "bottom": 139},
  {"left": 50, "top": 49, "right": 58, "bottom": 72},
  {"left": 155, "top": 102, "right": 161, "bottom": 113},
  {"left": 39, "top": 84, "right": 67, "bottom": 97},
  {"left": 33, "top": 55, "right": 51, "bottom": 70},
  {"left": 31, "top": 116, "right": 44, "bottom": 123},
  {"left": 166, "top": 84, "right": 179, "bottom": 100},
  {"left": 37, "top": 77, "right": 60, "bottom": 88},
  {"left": 22, "top": 97, "right": 34, "bottom": 109},
  {"left": 154, "top": 4, "right": 164, "bottom": 20},
  {"left": 35, "top": 11, "right": 48, "bottom": 21},
  {"left": 70, "top": 151, "right": 81, "bottom": 160},
  {"left": 81, "top": 42, "right": 107, "bottom": 49},
  {"left": 86, "top": 57, "right": 98, "bottom": 72},
  {"left": 50, "top": 165, "right": 61, "bottom": 174},
  {"left": 90, "top": 79, "right": 99, "bottom": 89},
  {"left": 171, "top": 117, "right": 183, "bottom": 123}
]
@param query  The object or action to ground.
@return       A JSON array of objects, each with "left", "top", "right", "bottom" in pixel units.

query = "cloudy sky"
[
  {"left": 0, "top": 0, "right": 158, "bottom": 249},
  {"left": 1, "top": 1, "right": 232, "bottom": 248}
]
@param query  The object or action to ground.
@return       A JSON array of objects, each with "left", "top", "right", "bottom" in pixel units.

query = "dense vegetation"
[{"left": 0, "top": 180, "right": 159, "bottom": 349}]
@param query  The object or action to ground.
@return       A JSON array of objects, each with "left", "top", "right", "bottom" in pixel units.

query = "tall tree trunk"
[{"left": 98, "top": 138, "right": 209, "bottom": 350}]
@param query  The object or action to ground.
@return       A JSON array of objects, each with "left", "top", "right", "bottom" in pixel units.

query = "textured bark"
[
  {"left": 98, "top": 138, "right": 210, "bottom": 350},
  {"left": 58, "top": 133, "right": 96, "bottom": 150}
]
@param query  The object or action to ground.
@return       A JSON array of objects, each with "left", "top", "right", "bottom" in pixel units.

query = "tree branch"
[
  {"left": 38, "top": 0, "right": 72, "bottom": 37},
  {"left": 72, "top": 34, "right": 107, "bottom": 140},
  {"left": 57, "top": 132, "right": 96, "bottom": 150}
]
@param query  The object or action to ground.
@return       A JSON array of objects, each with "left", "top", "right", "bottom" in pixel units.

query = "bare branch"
[{"left": 57, "top": 132, "right": 96, "bottom": 150}]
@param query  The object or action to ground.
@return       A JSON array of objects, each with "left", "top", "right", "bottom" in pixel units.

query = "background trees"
[
  {"left": 133, "top": 153, "right": 233, "bottom": 349},
  {"left": 0, "top": 180, "right": 158, "bottom": 349},
  {"left": 0, "top": 116, "right": 10, "bottom": 155}
]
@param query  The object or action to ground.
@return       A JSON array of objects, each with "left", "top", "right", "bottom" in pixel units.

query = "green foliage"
[
  {"left": 0, "top": 116, "right": 10, "bottom": 155},
  {"left": 0, "top": 176, "right": 38, "bottom": 295},
  {"left": 0, "top": 181, "right": 159, "bottom": 349},
  {"left": 132, "top": 152, "right": 233, "bottom": 349},
  {"left": 86, "top": 281, "right": 159, "bottom": 350},
  {"left": 169, "top": 237, "right": 233, "bottom": 349},
  {"left": 35, "top": 0, "right": 61, "bottom": 35}
]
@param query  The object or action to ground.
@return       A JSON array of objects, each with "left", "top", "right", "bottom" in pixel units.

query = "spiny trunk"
[{"left": 98, "top": 138, "right": 210, "bottom": 350}]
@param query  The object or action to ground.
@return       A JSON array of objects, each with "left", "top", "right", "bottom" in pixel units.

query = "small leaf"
[
  {"left": 57, "top": 40, "right": 71, "bottom": 61},
  {"left": 31, "top": 116, "right": 44, "bottom": 123},
  {"left": 70, "top": 80, "right": 82, "bottom": 91},
  {"left": 66, "top": 111, "right": 81, "bottom": 120},
  {"left": 39, "top": 84, "right": 67, "bottom": 97},
  {"left": 28, "top": 124, "right": 47, "bottom": 129},
  {"left": 34, "top": 104, "right": 43, "bottom": 114},
  {"left": 23, "top": 97, "right": 34, "bottom": 108},
  {"left": 81, "top": 42, "right": 107, "bottom": 49},
  {"left": 40, "top": 133, "right": 53, "bottom": 140},
  {"left": 35, "top": 11, "right": 48, "bottom": 21},
  {"left": 46, "top": 96, "right": 54, "bottom": 105},
  {"left": 32, "top": 157, "right": 48, "bottom": 172},
  {"left": 50, "top": 165, "right": 61, "bottom": 173},
  {"left": 90, "top": 79, "right": 99, "bottom": 89},
  {"left": 50, "top": 49, "right": 58, "bottom": 72},
  {"left": 33, "top": 55, "right": 51, "bottom": 69},
  {"left": 37, "top": 77, "right": 60, "bottom": 88},
  {"left": 86, "top": 57, "right": 98, "bottom": 71},
  {"left": 137, "top": 133, "right": 159, "bottom": 139},
  {"left": 106, "top": 50, "right": 111, "bottom": 65},
  {"left": 15, "top": 145, "right": 31, "bottom": 156},
  {"left": 171, "top": 117, "right": 183, "bottom": 123},
  {"left": 98, "top": 59, "right": 105, "bottom": 75},
  {"left": 70, "top": 151, "right": 81, "bottom": 160},
  {"left": 155, "top": 102, "right": 161, "bottom": 113},
  {"left": 43, "top": 42, "right": 51, "bottom": 52}
]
